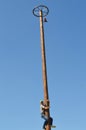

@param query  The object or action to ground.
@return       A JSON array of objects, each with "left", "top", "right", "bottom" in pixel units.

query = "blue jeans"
[
  {"left": 41, "top": 114, "right": 53, "bottom": 129},
  {"left": 41, "top": 113, "right": 48, "bottom": 120},
  {"left": 41, "top": 113, "right": 48, "bottom": 129}
]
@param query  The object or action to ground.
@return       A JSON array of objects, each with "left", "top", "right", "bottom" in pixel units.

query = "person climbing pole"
[
  {"left": 40, "top": 100, "right": 49, "bottom": 130},
  {"left": 40, "top": 100, "right": 56, "bottom": 130}
]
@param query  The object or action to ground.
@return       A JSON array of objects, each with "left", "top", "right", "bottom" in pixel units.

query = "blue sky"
[{"left": 0, "top": 0, "right": 86, "bottom": 130}]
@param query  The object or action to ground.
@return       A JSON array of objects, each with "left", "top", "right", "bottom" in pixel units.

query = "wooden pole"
[{"left": 39, "top": 10, "right": 51, "bottom": 130}]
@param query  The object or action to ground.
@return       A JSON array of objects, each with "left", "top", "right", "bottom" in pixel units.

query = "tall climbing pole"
[{"left": 33, "top": 5, "right": 51, "bottom": 130}]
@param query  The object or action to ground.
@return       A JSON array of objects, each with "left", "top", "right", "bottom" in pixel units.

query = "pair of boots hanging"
[{"left": 44, "top": 17, "right": 48, "bottom": 22}]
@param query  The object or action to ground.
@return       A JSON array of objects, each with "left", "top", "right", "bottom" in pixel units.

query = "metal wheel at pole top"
[{"left": 33, "top": 5, "right": 49, "bottom": 17}]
